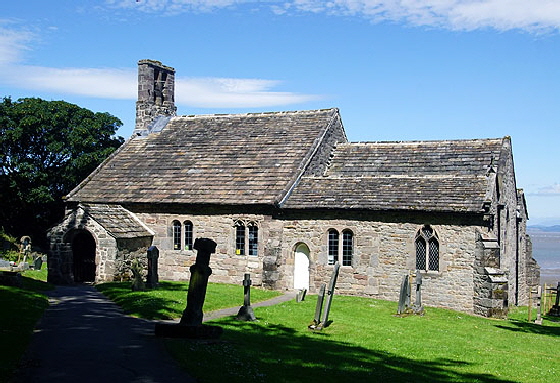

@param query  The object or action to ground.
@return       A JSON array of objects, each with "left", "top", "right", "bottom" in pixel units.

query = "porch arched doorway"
[
  {"left": 72, "top": 230, "right": 96, "bottom": 283},
  {"left": 293, "top": 243, "right": 310, "bottom": 290}
]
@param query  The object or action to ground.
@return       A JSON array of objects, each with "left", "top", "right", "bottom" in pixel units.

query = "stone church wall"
[
  {"left": 278, "top": 215, "right": 482, "bottom": 314},
  {"left": 134, "top": 211, "right": 276, "bottom": 286}
]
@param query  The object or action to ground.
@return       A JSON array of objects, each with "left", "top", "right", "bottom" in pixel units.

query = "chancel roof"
[
  {"left": 283, "top": 138, "right": 507, "bottom": 213},
  {"left": 67, "top": 109, "right": 340, "bottom": 205}
]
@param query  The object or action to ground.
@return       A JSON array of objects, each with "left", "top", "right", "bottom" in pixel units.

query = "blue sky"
[{"left": 1, "top": 0, "right": 559, "bottom": 224}]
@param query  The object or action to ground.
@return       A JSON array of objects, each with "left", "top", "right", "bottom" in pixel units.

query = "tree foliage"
[{"left": 0, "top": 97, "right": 124, "bottom": 247}]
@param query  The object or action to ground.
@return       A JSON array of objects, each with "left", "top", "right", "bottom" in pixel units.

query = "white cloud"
[
  {"left": 535, "top": 183, "right": 560, "bottom": 196},
  {"left": 0, "top": 24, "right": 35, "bottom": 65},
  {"left": 108, "top": 0, "right": 560, "bottom": 33},
  {"left": 0, "top": 63, "right": 318, "bottom": 107},
  {"left": 0, "top": 21, "right": 319, "bottom": 108}
]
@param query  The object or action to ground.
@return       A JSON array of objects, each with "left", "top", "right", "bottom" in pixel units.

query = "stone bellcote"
[{"left": 134, "top": 59, "right": 177, "bottom": 136}]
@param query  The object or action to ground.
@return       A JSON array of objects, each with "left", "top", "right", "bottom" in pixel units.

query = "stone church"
[{"left": 48, "top": 59, "right": 540, "bottom": 317}]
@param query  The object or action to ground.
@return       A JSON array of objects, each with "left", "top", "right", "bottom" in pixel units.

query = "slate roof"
[
  {"left": 81, "top": 204, "right": 153, "bottom": 238},
  {"left": 283, "top": 138, "right": 506, "bottom": 212},
  {"left": 67, "top": 109, "right": 340, "bottom": 205}
]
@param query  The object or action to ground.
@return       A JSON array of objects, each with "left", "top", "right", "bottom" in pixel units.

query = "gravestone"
[
  {"left": 131, "top": 258, "right": 145, "bottom": 292},
  {"left": 155, "top": 238, "right": 222, "bottom": 339},
  {"left": 309, "top": 283, "right": 326, "bottom": 329},
  {"left": 534, "top": 285, "right": 543, "bottom": 325},
  {"left": 33, "top": 256, "right": 43, "bottom": 271},
  {"left": 412, "top": 272, "right": 424, "bottom": 315},
  {"left": 296, "top": 289, "right": 307, "bottom": 302},
  {"left": 397, "top": 274, "right": 411, "bottom": 315},
  {"left": 236, "top": 273, "right": 256, "bottom": 321},
  {"left": 146, "top": 246, "right": 159, "bottom": 289},
  {"left": 19, "top": 236, "right": 31, "bottom": 264},
  {"left": 548, "top": 282, "right": 560, "bottom": 317},
  {"left": 309, "top": 262, "right": 340, "bottom": 330}
]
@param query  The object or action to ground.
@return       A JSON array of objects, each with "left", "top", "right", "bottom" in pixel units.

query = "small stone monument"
[
  {"left": 534, "top": 285, "right": 543, "bottom": 325},
  {"left": 397, "top": 274, "right": 411, "bottom": 315},
  {"left": 309, "top": 283, "right": 326, "bottom": 329},
  {"left": 155, "top": 238, "right": 222, "bottom": 339},
  {"left": 309, "top": 262, "right": 340, "bottom": 330},
  {"left": 547, "top": 282, "right": 560, "bottom": 317},
  {"left": 131, "top": 258, "right": 145, "bottom": 292},
  {"left": 412, "top": 272, "right": 425, "bottom": 315},
  {"left": 236, "top": 273, "right": 256, "bottom": 321},
  {"left": 146, "top": 246, "right": 159, "bottom": 289}
]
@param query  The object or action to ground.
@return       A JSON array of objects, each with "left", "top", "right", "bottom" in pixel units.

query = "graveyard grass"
[
  {"left": 96, "top": 281, "right": 283, "bottom": 320},
  {"left": 97, "top": 282, "right": 560, "bottom": 383},
  {"left": 0, "top": 266, "right": 52, "bottom": 382}
]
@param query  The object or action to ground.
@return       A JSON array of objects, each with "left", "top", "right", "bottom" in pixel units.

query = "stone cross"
[
  {"left": 534, "top": 285, "right": 543, "bottom": 325},
  {"left": 236, "top": 273, "right": 256, "bottom": 321},
  {"left": 155, "top": 238, "right": 222, "bottom": 339},
  {"left": 146, "top": 246, "right": 159, "bottom": 289},
  {"left": 412, "top": 273, "right": 424, "bottom": 315},
  {"left": 397, "top": 274, "right": 411, "bottom": 315},
  {"left": 180, "top": 238, "right": 216, "bottom": 326}
]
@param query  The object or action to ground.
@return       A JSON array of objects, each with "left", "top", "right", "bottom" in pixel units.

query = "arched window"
[
  {"left": 235, "top": 220, "right": 245, "bottom": 255},
  {"left": 415, "top": 225, "right": 439, "bottom": 272},
  {"left": 342, "top": 230, "right": 353, "bottom": 267},
  {"left": 234, "top": 220, "right": 259, "bottom": 256},
  {"left": 328, "top": 229, "right": 339, "bottom": 265},
  {"left": 248, "top": 222, "right": 258, "bottom": 256},
  {"left": 172, "top": 220, "right": 181, "bottom": 250},
  {"left": 184, "top": 220, "right": 193, "bottom": 250}
]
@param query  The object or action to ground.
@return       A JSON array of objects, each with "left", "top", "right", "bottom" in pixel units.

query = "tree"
[{"left": 0, "top": 97, "right": 124, "bottom": 248}]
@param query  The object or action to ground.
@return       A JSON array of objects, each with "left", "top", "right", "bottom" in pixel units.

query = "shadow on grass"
[
  {"left": 170, "top": 316, "right": 517, "bottom": 383},
  {"left": 494, "top": 319, "right": 560, "bottom": 337},
  {"left": 96, "top": 283, "right": 185, "bottom": 320}
]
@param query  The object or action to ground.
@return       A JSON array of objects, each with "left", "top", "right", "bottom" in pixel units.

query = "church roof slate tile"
[
  {"left": 283, "top": 138, "right": 505, "bottom": 212},
  {"left": 67, "top": 109, "right": 339, "bottom": 205},
  {"left": 81, "top": 204, "right": 153, "bottom": 238}
]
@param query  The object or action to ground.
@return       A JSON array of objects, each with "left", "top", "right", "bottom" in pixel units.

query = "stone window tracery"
[
  {"left": 415, "top": 225, "right": 439, "bottom": 272},
  {"left": 234, "top": 220, "right": 259, "bottom": 256},
  {"left": 328, "top": 228, "right": 353, "bottom": 266}
]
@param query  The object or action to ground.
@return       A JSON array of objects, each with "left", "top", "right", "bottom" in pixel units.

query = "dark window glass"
[
  {"left": 248, "top": 224, "right": 258, "bottom": 256},
  {"left": 235, "top": 222, "right": 245, "bottom": 255},
  {"left": 172, "top": 221, "right": 181, "bottom": 250},
  {"left": 342, "top": 230, "right": 353, "bottom": 266},
  {"left": 184, "top": 221, "right": 193, "bottom": 250},
  {"left": 328, "top": 229, "right": 339, "bottom": 265},
  {"left": 415, "top": 225, "right": 439, "bottom": 272}
]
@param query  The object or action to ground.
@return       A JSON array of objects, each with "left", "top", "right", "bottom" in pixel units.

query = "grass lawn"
[
  {"left": 96, "top": 281, "right": 283, "bottom": 320},
  {"left": 96, "top": 281, "right": 560, "bottom": 383},
  {"left": 0, "top": 266, "right": 52, "bottom": 382}
]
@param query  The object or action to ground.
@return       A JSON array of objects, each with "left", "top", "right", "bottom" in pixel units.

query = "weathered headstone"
[
  {"left": 548, "top": 282, "right": 560, "bottom": 317},
  {"left": 309, "top": 262, "right": 340, "bottom": 330},
  {"left": 33, "top": 256, "right": 43, "bottom": 271},
  {"left": 146, "top": 246, "right": 159, "bottom": 289},
  {"left": 155, "top": 238, "right": 222, "bottom": 339},
  {"left": 296, "top": 289, "right": 307, "bottom": 302},
  {"left": 320, "top": 262, "right": 340, "bottom": 326},
  {"left": 534, "top": 285, "right": 543, "bottom": 325},
  {"left": 309, "top": 283, "right": 326, "bottom": 329},
  {"left": 131, "top": 258, "right": 145, "bottom": 292},
  {"left": 236, "top": 273, "right": 256, "bottom": 321},
  {"left": 412, "top": 272, "right": 424, "bottom": 315},
  {"left": 397, "top": 274, "right": 411, "bottom": 315}
]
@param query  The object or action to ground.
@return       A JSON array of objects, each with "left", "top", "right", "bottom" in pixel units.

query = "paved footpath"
[{"left": 14, "top": 284, "right": 296, "bottom": 383}]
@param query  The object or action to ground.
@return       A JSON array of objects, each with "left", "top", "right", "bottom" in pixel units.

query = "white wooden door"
[{"left": 293, "top": 243, "right": 310, "bottom": 290}]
